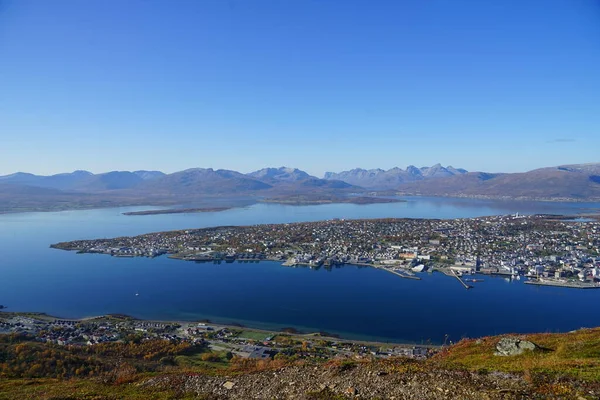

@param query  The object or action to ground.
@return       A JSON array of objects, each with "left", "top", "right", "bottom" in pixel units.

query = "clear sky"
[{"left": 1, "top": 0, "right": 599, "bottom": 177}]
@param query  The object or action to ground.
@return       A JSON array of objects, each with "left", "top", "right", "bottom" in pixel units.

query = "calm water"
[{"left": 1, "top": 197, "right": 599, "bottom": 344}]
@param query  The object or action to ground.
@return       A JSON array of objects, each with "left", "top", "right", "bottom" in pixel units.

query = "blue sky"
[{"left": 1, "top": 0, "right": 599, "bottom": 177}]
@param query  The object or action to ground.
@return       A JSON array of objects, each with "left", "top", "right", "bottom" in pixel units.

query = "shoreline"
[
  {"left": 524, "top": 280, "right": 600, "bottom": 289},
  {"left": 54, "top": 246, "right": 599, "bottom": 290},
  {"left": 122, "top": 207, "right": 233, "bottom": 216},
  {"left": 0, "top": 310, "right": 438, "bottom": 347},
  {"left": 3, "top": 195, "right": 600, "bottom": 216}
]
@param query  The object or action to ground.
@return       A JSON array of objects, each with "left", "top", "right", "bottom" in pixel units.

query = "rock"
[
  {"left": 494, "top": 337, "right": 538, "bottom": 356},
  {"left": 223, "top": 381, "right": 235, "bottom": 390}
]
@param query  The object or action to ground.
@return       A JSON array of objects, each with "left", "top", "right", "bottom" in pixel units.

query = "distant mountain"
[
  {"left": 0, "top": 183, "right": 72, "bottom": 196},
  {"left": 0, "top": 172, "right": 39, "bottom": 183},
  {"left": 323, "top": 164, "right": 468, "bottom": 189},
  {"left": 247, "top": 167, "right": 355, "bottom": 193},
  {"left": 420, "top": 164, "right": 457, "bottom": 178},
  {"left": 248, "top": 167, "right": 315, "bottom": 184},
  {"left": 556, "top": 163, "right": 600, "bottom": 175},
  {"left": 40, "top": 170, "right": 94, "bottom": 189},
  {"left": 323, "top": 168, "right": 385, "bottom": 185},
  {"left": 273, "top": 177, "right": 355, "bottom": 192},
  {"left": 397, "top": 163, "right": 600, "bottom": 200},
  {"left": 0, "top": 170, "right": 165, "bottom": 192},
  {"left": 0, "top": 170, "right": 91, "bottom": 189},
  {"left": 297, "top": 178, "right": 354, "bottom": 189},
  {"left": 447, "top": 166, "right": 468, "bottom": 175},
  {"left": 137, "top": 168, "right": 272, "bottom": 195},
  {"left": 134, "top": 170, "right": 166, "bottom": 180},
  {"left": 2, "top": 162, "right": 599, "bottom": 213},
  {"left": 0, "top": 183, "right": 96, "bottom": 214},
  {"left": 80, "top": 172, "right": 144, "bottom": 191},
  {"left": 4, "top": 170, "right": 95, "bottom": 191}
]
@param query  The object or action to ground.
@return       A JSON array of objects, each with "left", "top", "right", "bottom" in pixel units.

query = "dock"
[
  {"left": 524, "top": 280, "right": 600, "bottom": 289},
  {"left": 451, "top": 270, "right": 473, "bottom": 290},
  {"left": 373, "top": 265, "right": 421, "bottom": 280}
]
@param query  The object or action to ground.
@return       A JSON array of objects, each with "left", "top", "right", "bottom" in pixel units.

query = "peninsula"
[
  {"left": 122, "top": 207, "right": 232, "bottom": 216},
  {"left": 51, "top": 214, "right": 600, "bottom": 288},
  {"left": 259, "top": 195, "right": 405, "bottom": 206}
]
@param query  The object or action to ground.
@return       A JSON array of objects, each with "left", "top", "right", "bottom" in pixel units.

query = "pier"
[
  {"left": 373, "top": 265, "right": 421, "bottom": 280},
  {"left": 524, "top": 280, "right": 600, "bottom": 289},
  {"left": 451, "top": 270, "right": 473, "bottom": 290},
  {"left": 434, "top": 268, "right": 473, "bottom": 289}
]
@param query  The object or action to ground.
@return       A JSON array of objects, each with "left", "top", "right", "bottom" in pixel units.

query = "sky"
[{"left": 1, "top": 0, "right": 599, "bottom": 177}]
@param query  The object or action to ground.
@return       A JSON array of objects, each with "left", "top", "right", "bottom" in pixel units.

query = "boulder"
[
  {"left": 494, "top": 337, "right": 538, "bottom": 356},
  {"left": 223, "top": 381, "right": 235, "bottom": 390}
]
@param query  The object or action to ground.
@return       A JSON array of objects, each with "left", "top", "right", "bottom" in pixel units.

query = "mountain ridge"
[
  {"left": 1, "top": 162, "right": 599, "bottom": 213},
  {"left": 323, "top": 164, "right": 469, "bottom": 189}
]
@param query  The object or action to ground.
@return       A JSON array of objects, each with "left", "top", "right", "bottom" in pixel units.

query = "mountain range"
[
  {"left": 396, "top": 164, "right": 600, "bottom": 200},
  {"left": 0, "top": 167, "right": 357, "bottom": 196},
  {"left": 323, "top": 164, "right": 468, "bottom": 189},
  {"left": 0, "top": 170, "right": 166, "bottom": 192},
  {"left": 1, "top": 163, "right": 599, "bottom": 213}
]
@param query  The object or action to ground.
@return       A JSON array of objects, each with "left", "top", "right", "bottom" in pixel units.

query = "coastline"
[
  {"left": 395, "top": 192, "right": 600, "bottom": 204},
  {"left": 0, "top": 310, "right": 437, "bottom": 347},
  {"left": 55, "top": 245, "right": 598, "bottom": 290},
  {"left": 3, "top": 194, "right": 600, "bottom": 215},
  {"left": 259, "top": 196, "right": 406, "bottom": 206},
  {"left": 122, "top": 207, "right": 233, "bottom": 216}
]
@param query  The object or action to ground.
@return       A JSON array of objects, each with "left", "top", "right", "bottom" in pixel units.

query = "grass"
[
  {"left": 4, "top": 328, "right": 600, "bottom": 398},
  {"left": 433, "top": 327, "right": 600, "bottom": 382},
  {"left": 237, "top": 330, "right": 270, "bottom": 341},
  {"left": 0, "top": 377, "right": 190, "bottom": 400},
  {"left": 174, "top": 350, "right": 231, "bottom": 370}
]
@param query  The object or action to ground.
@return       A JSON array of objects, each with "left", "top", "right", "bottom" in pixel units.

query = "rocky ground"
[
  {"left": 139, "top": 360, "right": 543, "bottom": 399},
  {"left": 3, "top": 331, "right": 599, "bottom": 399}
]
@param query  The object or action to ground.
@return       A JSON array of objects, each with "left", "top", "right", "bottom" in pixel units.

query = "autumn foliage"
[{"left": 0, "top": 333, "right": 197, "bottom": 380}]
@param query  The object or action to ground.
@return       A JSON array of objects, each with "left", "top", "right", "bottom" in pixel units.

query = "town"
[
  {"left": 0, "top": 312, "right": 432, "bottom": 362},
  {"left": 51, "top": 214, "right": 600, "bottom": 289}
]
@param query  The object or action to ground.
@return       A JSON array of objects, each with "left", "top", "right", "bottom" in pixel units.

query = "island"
[
  {"left": 122, "top": 207, "right": 232, "bottom": 216},
  {"left": 51, "top": 214, "right": 600, "bottom": 289}
]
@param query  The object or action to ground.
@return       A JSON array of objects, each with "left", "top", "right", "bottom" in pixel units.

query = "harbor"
[
  {"left": 524, "top": 279, "right": 600, "bottom": 289},
  {"left": 373, "top": 265, "right": 421, "bottom": 280}
]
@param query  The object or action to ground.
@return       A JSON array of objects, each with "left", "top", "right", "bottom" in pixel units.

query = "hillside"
[
  {"left": 1, "top": 162, "right": 600, "bottom": 213},
  {"left": 248, "top": 167, "right": 315, "bottom": 184},
  {"left": 0, "top": 170, "right": 164, "bottom": 192},
  {"left": 1, "top": 327, "right": 599, "bottom": 399},
  {"left": 0, "top": 167, "right": 360, "bottom": 213},
  {"left": 136, "top": 168, "right": 273, "bottom": 195},
  {"left": 323, "top": 164, "right": 468, "bottom": 189},
  {"left": 397, "top": 164, "right": 600, "bottom": 200}
]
